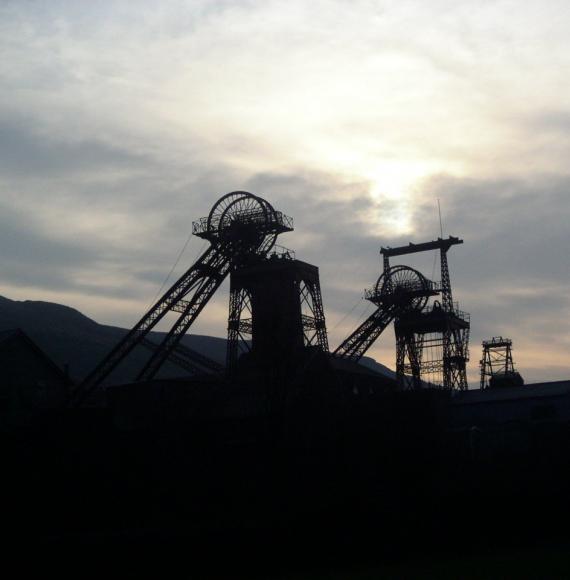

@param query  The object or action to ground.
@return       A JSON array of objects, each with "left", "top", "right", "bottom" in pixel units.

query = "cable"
[
  {"left": 355, "top": 300, "right": 373, "bottom": 325},
  {"left": 330, "top": 296, "right": 365, "bottom": 332},
  {"left": 146, "top": 232, "right": 205, "bottom": 310}
]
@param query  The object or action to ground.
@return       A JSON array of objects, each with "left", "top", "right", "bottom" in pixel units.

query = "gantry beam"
[{"left": 380, "top": 236, "right": 463, "bottom": 258}]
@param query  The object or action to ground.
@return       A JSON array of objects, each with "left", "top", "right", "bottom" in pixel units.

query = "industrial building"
[{"left": 0, "top": 328, "right": 70, "bottom": 426}]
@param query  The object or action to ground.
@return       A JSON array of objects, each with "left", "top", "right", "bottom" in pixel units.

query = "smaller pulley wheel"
[{"left": 375, "top": 265, "right": 429, "bottom": 312}]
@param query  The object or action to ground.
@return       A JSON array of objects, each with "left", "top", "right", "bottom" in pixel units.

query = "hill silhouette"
[{"left": 0, "top": 295, "right": 395, "bottom": 384}]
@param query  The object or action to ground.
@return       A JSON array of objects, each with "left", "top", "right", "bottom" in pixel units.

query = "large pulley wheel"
[
  {"left": 375, "top": 265, "right": 429, "bottom": 312},
  {"left": 207, "top": 191, "right": 255, "bottom": 232},
  {"left": 206, "top": 191, "right": 277, "bottom": 254},
  {"left": 252, "top": 196, "right": 279, "bottom": 254}
]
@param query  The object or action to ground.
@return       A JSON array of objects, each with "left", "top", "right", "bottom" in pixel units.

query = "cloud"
[
  {"left": 0, "top": 115, "right": 148, "bottom": 179},
  {"left": 402, "top": 172, "right": 570, "bottom": 383},
  {"left": 413, "top": 173, "right": 570, "bottom": 285},
  {"left": 0, "top": 201, "right": 97, "bottom": 289},
  {"left": 0, "top": 1, "right": 569, "bottom": 385}
]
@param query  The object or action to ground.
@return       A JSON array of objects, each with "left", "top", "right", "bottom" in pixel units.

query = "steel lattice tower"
[
  {"left": 381, "top": 237, "right": 470, "bottom": 390},
  {"left": 334, "top": 265, "right": 438, "bottom": 362},
  {"left": 74, "top": 192, "right": 293, "bottom": 405},
  {"left": 227, "top": 252, "right": 329, "bottom": 374},
  {"left": 480, "top": 336, "right": 523, "bottom": 390}
]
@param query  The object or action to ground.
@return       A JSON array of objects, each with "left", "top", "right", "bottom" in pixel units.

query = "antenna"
[
  {"left": 431, "top": 199, "right": 443, "bottom": 280},
  {"left": 437, "top": 198, "right": 444, "bottom": 238}
]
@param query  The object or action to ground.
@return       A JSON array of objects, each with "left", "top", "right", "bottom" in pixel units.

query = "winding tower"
[
  {"left": 480, "top": 337, "right": 523, "bottom": 390},
  {"left": 381, "top": 237, "right": 470, "bottom": 390},
  {"left": 75, "top": 192, "right": 293, "bottom": 405}
]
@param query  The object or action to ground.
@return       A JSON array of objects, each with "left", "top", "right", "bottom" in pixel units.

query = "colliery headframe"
[
  {"left": 73, "top": 190, "right": 474, "bottom": 406},
  {"left": 334, "top": 236, "right": 470, "bottom": 390},
  {"left": 381, "top": 237, "right": 470, "bottom": 391},
  {"left": 76, "top": 191, "right": 295, "bottom": 403}
]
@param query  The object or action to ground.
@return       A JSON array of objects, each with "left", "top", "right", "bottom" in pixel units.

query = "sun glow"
[
  {"left": 304, "top": 142, "right": 440, "bottom": 235},
  {"left": 362, "top": 159, "right": 440, "bottom": 235}
]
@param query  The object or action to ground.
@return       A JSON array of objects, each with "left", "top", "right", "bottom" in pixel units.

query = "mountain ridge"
[{"left": 0, "top": 294, "right": 395, "bottom": 383}]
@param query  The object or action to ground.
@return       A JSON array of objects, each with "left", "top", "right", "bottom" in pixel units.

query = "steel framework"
[
  {"left": 334, "top": 265, "right": 437, "bottom": 361},
  {"left": 227, "top": 252, "right": 328, "bottom": 373},
  {"left": 75, "top": 192, "right": 293, "bottom": 405},
  {"left": 139, "top": 338, "right": 224, "bottom": 376},
  {"left": 227, "top": 284, "right": 253, "bottom": 372},
  {"left": 381, "top": 237, "right": 470, "bottom": 390},
  {"left": 480, "top": 336, "right": 522, "bottom": 390}
]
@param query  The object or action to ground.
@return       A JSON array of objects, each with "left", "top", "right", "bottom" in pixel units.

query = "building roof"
[
  {"left": 452, "top": 380, "right": 570, "bottom": 406},
  {"left": 0, "top": 327, "right": 70, "bottom": 382}
]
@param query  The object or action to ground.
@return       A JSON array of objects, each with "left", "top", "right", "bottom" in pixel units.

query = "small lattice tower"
[{"left": 480, "top": 337, "right": 524, "bottom": 390}]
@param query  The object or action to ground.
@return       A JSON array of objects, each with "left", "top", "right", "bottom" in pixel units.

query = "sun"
[
  {"left": 363, "top": 159, "right": 437, "bottom": 235},
  {"left": 302, "top": 141, "right": 440, "bottom": 236}
]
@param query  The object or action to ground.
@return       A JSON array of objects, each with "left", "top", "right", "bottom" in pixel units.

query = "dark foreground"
[{"left": 4, "top": 389, "right": 570, "bottom": 577}]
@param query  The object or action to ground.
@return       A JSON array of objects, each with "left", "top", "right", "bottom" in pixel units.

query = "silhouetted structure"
[
  {"left": 480, "top": 336, "right": 524, "bottom": 389},
  {"left": 0, "top": 328, "right": 71, "bottom": 425},
  {"left": 7, "top": 192, "right": 570, "bottom": 571},
  {"left": 227, "top": 251, "right": 328, "bottom": 374},
  {"left": 333, "top": 265, "right": 438, "bottom": 363},
  {"left": 139, "top": 337, "right": 224, "bottom": 376},
  {"left": 381, "top": 237, "right": 470, "bottom": 390},
  {"left": 76, "top": 192, "right": 293, "bottom": 404}
]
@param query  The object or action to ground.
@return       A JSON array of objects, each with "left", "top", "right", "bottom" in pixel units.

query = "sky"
[{"left": 1, "top": 0, "right": 569, "bottom": 386}]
